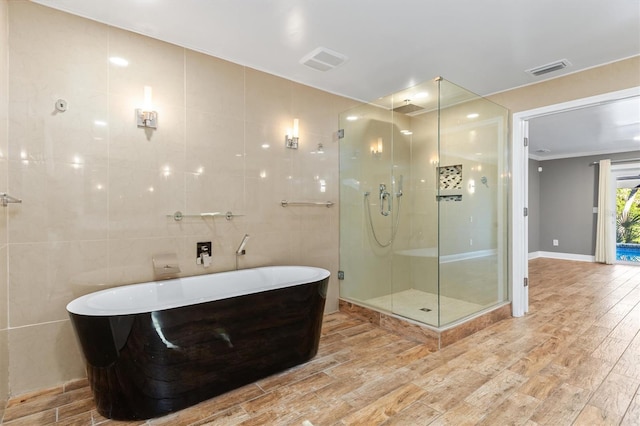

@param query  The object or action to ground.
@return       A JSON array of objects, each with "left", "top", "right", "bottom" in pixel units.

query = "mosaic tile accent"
[
  {"left": 436, "top": 195, "right": 462, "bottom": 202},
  {"left": 439, "top": 164, "right": 462, "bottom": 190}
]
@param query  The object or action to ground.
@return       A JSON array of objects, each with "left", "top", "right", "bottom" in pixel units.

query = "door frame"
[{"left": 510, "top": 86, "right": 640, "bottom": 317}]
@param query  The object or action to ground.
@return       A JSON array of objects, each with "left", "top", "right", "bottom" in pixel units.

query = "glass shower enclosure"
[{"left": 339, "top": 77, "right": 509, "bottom": 328}]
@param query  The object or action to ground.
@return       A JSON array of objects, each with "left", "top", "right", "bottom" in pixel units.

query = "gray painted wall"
[
  {"left": 528, "top": 159, "right": 540, "bottom": 253},
  {"left": 534, "top": 150, "right": 640, "bottom": 255}
]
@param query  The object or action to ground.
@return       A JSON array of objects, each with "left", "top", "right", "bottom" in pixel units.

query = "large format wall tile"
[
  {"left": 108, "top": 28, "right": 185, "bottom": 107},
  {"left": 8, "top": 88, "right": 109, "bottom": 165},
  {"left": 108, "top": 93, "right": 186, "bottom": 168},
  {"left": 5, "top": 1, "right": 345, "bottom": 394},
  {"left": 8, "top": 2, "right": 108, "bottom": 94},
  {"left": 108, "top": 158, "right": 185, "bottom": 240},
  {"left": 8, "top": 160, "right": 109, "bottom": 243},
  {"left": 108, "top": 237, "right": 186, "bottom": 286},
  {"left": 245, "top": 68, "right": 293, "bottom": 127},
  {"left": 185, "top": 50, "right": 245, "bottom": 117},
  {"left": 185, "top": 110, "right": 245, "bottom": 178},
  {"left": 8, "top": 321, "right": 85, "bottom": 395},
  {"left": 9, "top": 241, "right": 109, "bottom": 327}
]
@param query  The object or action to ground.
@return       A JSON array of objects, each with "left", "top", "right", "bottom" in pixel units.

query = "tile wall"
[
  {"left": 0, "top": 0, "right": 9, "bottom": 417},
  {"left": 4, "top": 1, "right": 356, "bottom": 396}
]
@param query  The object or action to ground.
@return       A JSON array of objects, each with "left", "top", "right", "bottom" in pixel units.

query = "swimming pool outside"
[{"left": 616, "top": 243, "right": 640, "bottom": 262}]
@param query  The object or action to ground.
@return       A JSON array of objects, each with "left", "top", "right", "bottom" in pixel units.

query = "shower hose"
[{"left": 364, "top": 192, "right": 402, "bottom": 248}]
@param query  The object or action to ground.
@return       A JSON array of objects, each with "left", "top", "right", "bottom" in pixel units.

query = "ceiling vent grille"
[
  {"left": 300, "top": 47, "right": 348, "bottom": 72},
  {"left": 526, "top": 59, "right": 571, "bottom": 77}
]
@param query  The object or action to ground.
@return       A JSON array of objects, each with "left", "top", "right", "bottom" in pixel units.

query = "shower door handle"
[{"left": 379, "top": 184, "right": 391, "bottom": 216}]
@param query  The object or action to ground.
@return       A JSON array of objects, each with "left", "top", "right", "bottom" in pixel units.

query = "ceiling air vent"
[
  {"left": 300, "top": 47, "right": 348, "bottom": 72},
  {"left": 526, "top": 59, "right": 571, "bottom": 77}
]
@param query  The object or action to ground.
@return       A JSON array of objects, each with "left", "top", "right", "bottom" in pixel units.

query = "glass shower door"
[{"left": 338, "top": 103, "right": 395, "bottom": 310}]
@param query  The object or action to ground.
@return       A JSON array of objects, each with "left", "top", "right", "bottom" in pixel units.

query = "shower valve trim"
[{"left": 379, "top": 184, "right": 391, "bottom": 216}]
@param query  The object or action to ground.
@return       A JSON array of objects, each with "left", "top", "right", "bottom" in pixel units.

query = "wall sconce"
[
  {"left": 285, "top": 118, "right": 299, "bottom": 149},
  {"left": 371, "top": 137, "right": 383, "bottom": 157},
  {"left": 136, "top": 86, "right": 158, "bottom": 129}
]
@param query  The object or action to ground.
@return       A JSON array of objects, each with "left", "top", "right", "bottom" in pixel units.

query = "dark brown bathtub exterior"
[{"left": 68, "top": 276, "right": 328, "bottom": 420}]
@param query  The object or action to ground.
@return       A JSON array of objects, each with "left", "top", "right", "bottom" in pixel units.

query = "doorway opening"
[{"left": 511, "top": 86, "right": 640, "bottom": 317}]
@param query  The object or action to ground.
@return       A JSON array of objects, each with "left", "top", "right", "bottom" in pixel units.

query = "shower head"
[
  {"left": 392, "top": 103, "right": 424, "bottom": 114},
  {"left": 392, "top": 100, "right": 424, "bottom": 115}
]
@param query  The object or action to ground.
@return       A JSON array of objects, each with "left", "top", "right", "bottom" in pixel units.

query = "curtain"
[{"left": 595, "top": 159, "right": 615, "bottom": 264}]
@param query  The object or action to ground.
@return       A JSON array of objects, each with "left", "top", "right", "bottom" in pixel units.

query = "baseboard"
[{"left": 532, "top": 251, "right": 595, "bottom": 262}]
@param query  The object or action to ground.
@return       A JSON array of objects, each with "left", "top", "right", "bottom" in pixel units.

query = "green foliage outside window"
[{"left": 616, "top": 187, "right": 640, "bottom": 243}]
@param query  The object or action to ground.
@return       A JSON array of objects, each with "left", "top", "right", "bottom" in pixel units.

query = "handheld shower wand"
[
  {"left": 364, "top": 176, "right": 404, "bottom": 248},
  {"left": 235, "top": 234, "right": 250, "bottom": 270},
  {"left": 236, "top": 234, "right": 250, "bottom": 255}
]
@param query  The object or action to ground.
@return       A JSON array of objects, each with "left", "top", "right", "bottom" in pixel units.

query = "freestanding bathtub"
[{"left": 67, "top": 266, "right": 330, "bottom": 420}]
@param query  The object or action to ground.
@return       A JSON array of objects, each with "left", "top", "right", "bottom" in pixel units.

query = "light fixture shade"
[
  {"left": 137, "top": 86, "right": 158, "bottom": 129},
  {"left": 285, "top": 118, "right": 299, "bottom": 149},
  {"left": 371, "top": 137, "right": 383, "bottom": 156}
]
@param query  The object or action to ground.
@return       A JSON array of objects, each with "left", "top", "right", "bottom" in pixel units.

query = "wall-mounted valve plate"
[{"left": 196, "top": 241, "right": 212, "bottom": 265}]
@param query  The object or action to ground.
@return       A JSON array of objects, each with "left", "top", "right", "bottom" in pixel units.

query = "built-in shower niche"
[{"left": 437, "top": 164, "right": 463, "bottom": 202}]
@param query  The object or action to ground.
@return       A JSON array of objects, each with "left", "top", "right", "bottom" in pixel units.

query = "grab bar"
[
  {"left": 280, "top": 200, "right": 334, "bottom": 208},
  {"left": 0, "top": 193, "right": 22, "bottom": 207},
  {"left": 167, "top": 211, "right": 244, "bottom": 221}
]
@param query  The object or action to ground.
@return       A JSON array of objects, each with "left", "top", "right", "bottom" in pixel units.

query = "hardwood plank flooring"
[{"left": 2, "top": 258, "right": 640, "bottom": 425}]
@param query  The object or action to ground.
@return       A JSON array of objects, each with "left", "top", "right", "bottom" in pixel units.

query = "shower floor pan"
[
  {"left": 364, "top": 289, "right": 485, "bottom": 326},
  {"left": 339, "top": 292, "right": 511, "bottom": 351}
]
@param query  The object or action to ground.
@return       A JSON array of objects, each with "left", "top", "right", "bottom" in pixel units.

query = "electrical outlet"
[
  {"left": 553, "top": 239, "right": 559, "bottom": 246},
  {"left": 469, "top": 238, "right": 473, "bottom": 246}
]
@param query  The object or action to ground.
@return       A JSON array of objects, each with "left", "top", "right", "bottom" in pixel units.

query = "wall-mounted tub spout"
[{"left": 152, "top": 253, "right": 181, "bottom": 277}]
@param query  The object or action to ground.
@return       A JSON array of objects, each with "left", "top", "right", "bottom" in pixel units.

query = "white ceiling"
[
  {"left": 529, "top": 95, "right": 640, "bottom": 160},
  {"left": 31, "top": 0, "right": 640, "bottom": 159}
]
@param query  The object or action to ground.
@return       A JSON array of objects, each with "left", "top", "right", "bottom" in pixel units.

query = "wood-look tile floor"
[{"left": 2, "top": 258, "right": 640, "bottom": 425}]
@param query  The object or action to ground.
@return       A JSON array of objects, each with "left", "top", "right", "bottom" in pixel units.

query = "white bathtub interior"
[{"left": 67, "top": 266, "right": 330, "bottom": 316}]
